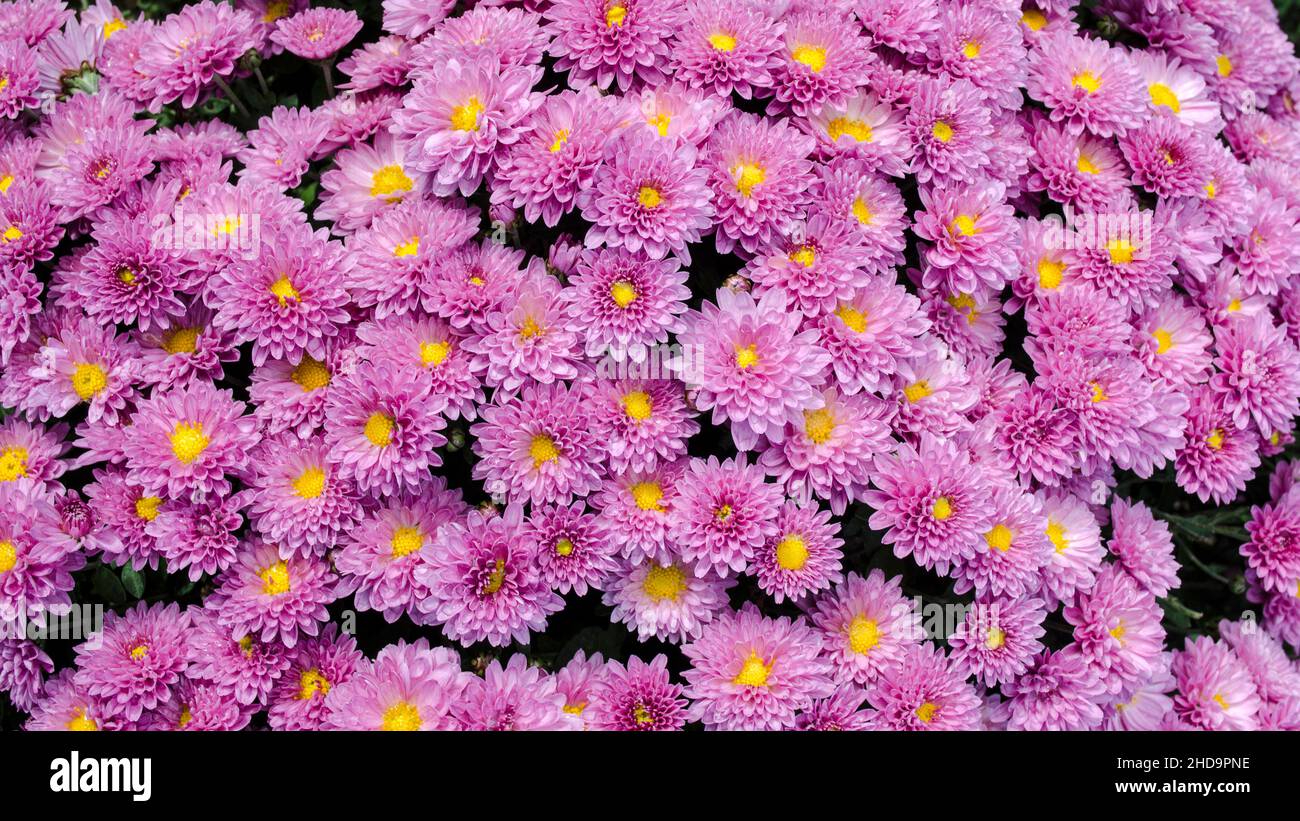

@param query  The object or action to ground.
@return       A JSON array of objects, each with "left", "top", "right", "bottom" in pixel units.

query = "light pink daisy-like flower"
[
  {"left": 1025, "top": 116, "right": 1132, "bottom": 209},
  {"left": 865, "top": 438, "right": 994, "bottom": 576},
  {"left": 136, "top": 1, "right": 260, "bottom": 111},
  {"left": 1107, "top": 497, "right": 1179, "bottom": 598},
  {"left": 544, "top": 0, "right": 684, "bottom": 92},
  {"left": 316, "top": 131, "right": 430, "bottom": 236},
  {"left": 324, "top": 639, "right": 470, "bottom": 731},
  {"left": 1025, "top": 285, "right": 1132, "bottom": 358},
  {"left": 1227, "top": 191, "right": 1300, "bottom": 298},
  {"left": 668, "top": 0, "right": 783, "bottom": 99},
  {"left": 682, "top": 602, "right": 834, "bottom": 730},
  {"left": 1133, "top": 294, "right": 1213, "bottom": 389},
  {"left": 1026, "top": 33, "right": 1144, "bottom": 137},
  {"left": 1118, "top": 117, "right": 1213, "bottom": 199},
  {"left": 25, "top": 670, "right": 123, "bottom": 731},
  {"left": 745, "top": 213, "right": 871, "bottom": 319},
  {"left": 249, "top": 335, "right": 353, "bottom": 440},
  {"left": 525, "top": 502, "right": 620, "bottom": 597},
  {"left": 355, "top": 313, "right": 485, "bottom": 422},
  {"left": 800, "top": 90, "right": 911, "bottom": 177},
  {"left": 590, "top": 460, "right": 687, "bottom": 564},
  {"left": 464, "top": 273, "right": 583, "bottom": 393},
  {"left": 322, "top": 361, "right": 447, "bottom": 498},
  {"left": 0, "top": 262, "right": 41, "bottom": 368},
  {"left": 868, "top": 642, "right": 982, "bottom": 731},
  {"left": 208, "top": 539, "right": 339, "bottom": 649},
  {"left": 1210, "top": 313, "right": 1300, "bottom": 439},
  {"left": 904, "top": 75, "right": 994, "bottom": 185},
  {"left": 679, "top": 287, "right": 830, "bottom": 451},
  {"left": 73, "top": 602, "right": 191, "bottom": 722},
  {"left": 453, "top": 654, "right": 581, "bottom": 731},
  {"left": 415, "top": 505, "right": 564, "bottom": 648},
  {"left": 1241, "top": 488, "right": 1300, "bottom": 597},
  {"left": 409, "top": 6, "right": 549, "bottom": 75},
  {"left": 703, "top": 110, "right": 816, "bottom": 256},
  {"left": 235, "top": 106, "right": 328, "bottom": 190},
  {"left": 669, "top": 455, "right": 782, "bottom": 578},
  {"left": 855, "top": 0, "right": 940, "bottom": 54},
  {"left": 0, "top": 637, "right": 51, "bottom": 712},
  {"left": 381, "top": 0, "right": 455, "bottom": 38},
  {"left": 208, "top": 224, "right": 352, "bottom": 367},
  {"left": 0, "top": 182, "right": 63, "bottom": 269},
  {"left": 1131, "top": 49, "right": 1222, "bottom": 130},
  {"left": 554, "top": 650, "right": 607, "bottom": 726},
  {"left": 587, "top": 653, "right": 688, "bottom": 731},
  {"left": 749, "top": 500, "right": 843, "bottom": 604},
  {"left": 1170, "top": 636, "right": 1260, "bottom": 731},
  {"left": 391, "top": 56, "right": 542, "bottom": 196},
  {"left": 246, "top": 434, "right": 363, "bottom": 559},
  {"left": 602, "top": 555, "right": 735, "bottom": 643},
  {"left": 124, "top": 380, "right": 259, "bottom": 503},
  {"left": 270, "top": 7, "right": 362, "bottom": 61},
  {"left": 1036, "top": 490, "right": 1105, "bottom": 604},
  {"left": 136, "top": 304, "right": 240, "bottom": 392},
  {"left": 1061, "top": 565, "right": 1165, "bottom": 696},
  {"left": 266, "top": 624, "right": 363, "bottom": 731},
  {"left": 0, "top": 481, "right": 83, "bottom": 626},
  {"left": 338, "top": 34, "right": 412, "bottom": 93},
  {"left": 186, "top": 607, "right": 290, "bottom": 707},
  {"left": 810, "top": 158, "right": 909, "bottom": 267},
  {"left": 578, "top": 130, "right": 713, "bottom": 262},
  {"left": 812, "top": 277, "right": 929, "bottom": 396},
  {"left": 912, "top": 180, "right": 1018, "bottom": 297},
  {"left": 952, "top": 484, "right": 1051, "bottom": 600},
  {"left": 1175, "top": 385, "right": 1260, "bottom": 504},
  {"left": 921, "top": 1, "right": 1027, "bottom": 110},
  {"left": 809, "top": 569, "right": 918, "bottom": 686},
  {"left": 0, "top": 42, "right": 40, "bottom": 119},
  {"left": 921, "top": 286, "right": 1006, "bottom": 361},
  {"left": 420, "top": 239, "right": 528, "bottom": 333},
  {"left": 335, "top": 482, "right": 466, "bottom": 623},
  {"left": 567, "top": 248, "right": 690, "bottom": 361},
  {"left": 768, "top": 10, "right": 873, "bottom": 117},
  {"left": 621, "top": 81, "right": 732, "bottom": 147},
  {"left": 138, "top": 679, "right": 258, "bottom": 731},
  {"left": 27, "top": 313, "right": 140, "bottom": 426},
  {"left": 758, "top": 387, "right": 893, "bottom": 515},
  {"left": 471, "top": 381, "right": 605, "bottom": 507},
  {"left": 1000, "top": 649, "right": 1107, "bottom": 730},
  {"left": 0, "top": 416, "right": 65, "bottom": 492},
  {"left": 584, "top": 378, "right": 698, "bottom": 475},
  {"left": 797, "top": 684, "right": 874, "bottom": 731},
  {"left": 949, "top": 597, "right": 1048, "bottom": 687},
  {"left": 84, "top": 467, "right": 164, "bottom": 572},
  {"left": 148, "top": 491, "right": 247, "bottom": 581},
  {"left": 1219, "top": 617, "right": 1300, "bottom": 705}
]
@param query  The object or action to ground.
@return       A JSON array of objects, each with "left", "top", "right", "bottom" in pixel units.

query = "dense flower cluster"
[{"left": 3, "top": 0, "right": 1300, "bottom": 732}]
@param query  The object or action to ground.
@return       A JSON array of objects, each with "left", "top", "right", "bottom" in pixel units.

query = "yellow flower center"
[
  {"left": 269, "top": 274, "right": 299, "bottom": 307},
  {"left": 450, "top": 97, "right": 485, "bottom": 132},
  {"left": 631, "top": 481, "right": 665, "bottom": 512},
  {"left": 1153, "top": 328, "right": 1173, "bottom": 354},
  {"left": 0, "top": 540, "right": 15, "bottom": 574},
  {"left": 962, "top": 41, "right": 980, "bottom": 59},
  {"left": 71, "top": 363, "right": 108, "bottom": 401},
  {"left": 298, "top": 668, "right": 330, "bottom": 700},
  {"left": 390, "top": 526, "right": 423, "bottom": 558},
  {"left": 135, "top": 496, "right": 162, "bottom": 521},
  {"left": 610, "top": 280, "right": 638, "bottom": 308},
  {"left": 848, "top": 615, "right": 881, "bottom": 654},
  {"left": 642, "top": 563, "right": 686, "bottom": 600},
  {"left": 0, "top": 446, "right": 28, "bottom": 482},
  {"left": 2, "top": 225, "right": 22, "bottom": 241},
  {"left": 1072, "top": 71, "right": 1101, "bottom": 93},
  {"left": 394, "top": 236, "right": 419, "bottom": 257},
  {"left": 1089, "top": 381, "right": 1108, "bottom": 403},
  {"left": 129, "top": 643, "right": 148, "bottom": 661},
  {"left": 1106, "top": 238, "right": 1134, "bottom": 265},
  {"left": 1206, "top": 428, "right": 1225, "bottom": 450},
  {"left": 605, "top": 3, "right": 626, "bottom": 27},
  {"left": 803, "top": 407, "right": 834, "bottom": 444},
  {"left": 549, "top": 129, "right": 569, "bottom": 153},
  {"left": 714, "top": 504, "right": 733, "bottom": 521},
  {"left": 1021, "top": 9, "right": 1046, "bottom": 30},
  {"left": 732, "top": 651, "right": 772, "bottom": 687},
  {"left": 1037, "top": 257, "right": 1064, "bottom": 289},
  {"left": 638, "top": 186, "right": 662, "bottom": 208},
  {"left": 732, "top": 162, "right": 765, "bottom": 196},
  {"left": 420, "top": 340, "right": 451, "bottom": 367},
  {"left": 932, "top": 496, "right": 953, "bottom": 520},
  {"left": 622, "top": 390, "right": 653, "bottom": 421},
  {"left": 775, "top": 534, "right": 809, "bottom": 571},
  {"left": 161, "top": 326, "right": 200, "bottom": 355},
  {"left": 292, "top": 467, "right": 326, "bottom": 499},
  {"left": 381, "top": 701, "right": 422, "bottom": 731},
  {"left": 789, "top": 245, "right": 816, "bottom": 268},
  {"left": 985, "top": 626, "right": 1006, "bottom": 650},
  {"left": 904, "top": 380, "right": 931, "bottom": 403},
  {"left": 117, "top": 266, "right": 137, "bottom": 286},
  {"left": 852, "top": 197, "right": 873, "bottom": 225},
  {"left": 827, "top": 117, "right": 873, "bottom": 143},
  {"left": 1077, "top": 153, "right": 1101, "bottom": 174},
  {"left": 708, "top": 32, "right": 736, "bottom": 51},
  {"left": 1148, "top": 82, "right": 1181, "bottom": 113},
  {"left": 291, "top": 355, "right": 331, "bottom": 392},
  {"left": 66, "top": 707, "right": 98, "bottom": 731},
  {"left": 931, "top": 120, "right": 954, "bottom": 142},
  {"left": 648, "top": 113, "right": 671, "bottom": 137},
  {"left": 791, "top": 45, "right": 826, "bottom": 72},
  {"left": 530, "top": 434, "right": 560, "bottom": 467},
  {"left": 1216, "top": 55, "right": 1232, "bottom": 77},
  {"left": 915, "top": 702, "right": 939, "bottom": 723},
  {"left": 103, "top": 17, "right": 127, "bottom": 37},
  {"left": 518, "top": 317, "right": 542, "bottom": 339},
  {"left": 554, "top": 538, "right": 575, "bottom": 557},
  {"left": 1212, "top": 693, "right": 1230, "bottom": 710},
  {"left": 170, "top": 422, "right": 208, "bottom": 464},
  {"left": 1046, "top": 520, "right": 1068, "bottom": 553},
  {"left": 1205, "top": 181, "right": 1217, "bottom": 199},
  {"left": 950, "top": 214, "right": 978, "bottom": 236},
  {"left": 836, "top": 304, "right": 867, "bottom": 333},
  {"left": 984, "top": 523, "right": 1013, "bottom": 552},
  {"left": 481, "top": 558, "right": 507, "bottom": 595},
  {"left": 260, "top": 561, "right": 291, "bottom": 595},
  {"left": 734, "top": 343, "right": 759, "bottom": 369},
  {"left": 364, "top": 412, "right": 394, "bottom": 447}
]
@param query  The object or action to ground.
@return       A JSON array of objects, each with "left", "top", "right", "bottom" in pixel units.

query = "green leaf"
[
  {"left": 120, "top": 566, "right": 145, "bottom": 599},
  {"left": 92, "top": 566, "right": 126, "bottom": 604}
]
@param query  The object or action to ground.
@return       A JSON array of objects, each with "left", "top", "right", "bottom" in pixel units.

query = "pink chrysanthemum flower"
[
  {"left": 1241, "top": 488, "right": 1300, "bottom": 597},
  {"left": 904, "top": 75, "right": 994, "bottom": 184},
  {"left": 0, "top": 481, "right": 83, "bottom": 625},
  {"left": 209, "top": 225, "right": 351, "bottom": 367},
  {"left": 270, "top": 7, "right": 361, "bottom": 61},
  {"left": 525, "top": 502, "right": 619, "bottom": 597},
  {"left": 952, "top": 484, "right": 1051, "bottom": 600},
  {"left": 745, "top": 213, "right": 871, "bottom": 319},
  {"left": 1026, "top": 33, "right": 1144, "bottom": 137},
  {"left": 335, "top": 482, "right": 465, "bottom": 623},
  {"left": 668, "top": 0, "right": 783, "bottom": 99},
  {"left": 26, "top": 314, "right": 140, "bottom": 426},
  {"left": 0, "top": 637, "right": 51, "bottom": 712},
  {"left": 602, "top": 555, "right": 735, "bottom": 643},
  {"left": 324, "top": 639, "right": 471, "bottom": 731},
  {"left": 1061, "top": 565, "right": 1165, "bottom": 696},
  {"left": 0, "top": 42, "right": 40, "bottom": 119},
  {"left": 865, "top": 438, "right": 994, "bottom": 576},
  {"left": 355, "top": 313, "right": 485, "bottom": 421},
  {"left": 84, "top": 467, "right": 164, "bottom": 572},
  {"left": 800, "top": 90, "right": 911, "bottom": 177},
  {"left": 136, "top": 303, "right": 240, "bottom": 392},
  {"left": 578, "top": 130, "right": 713, "bottom": 262},
  {"left": 679, "top": 287, "right": 830, "bottom": 451},
  {"left": 136, "top": 1, "right": 260, "bottom": 111},
  {"left": 758, "top": 387, "right": 892, "bottom": 515},
  {"left": 420, "top": 239, "right": 528, "bottom": 333},
  {"left": 409, "top": 6, "right": 549, "bottom": 75},
  {"left": 246, "top": 434, "right": 363, "bottom": 559},
  {"left": 567, "top": 247, "right": 690, "bottom": 360},
  {"left": 464, "top": 273, "right": 582, "bottom": 393},
  {"left": 249, "top": 335, "right": 352, "bottom": 440},
  {"left": 1121, "top": 118, "right": 1215, "bottom": 203},
  {"left": 921, "top": 286, "right": 1006, "bottom": 360},
  {"left": 25, "top": 669, "right": 124, "bottom": 731},
  {"left": 73, "top": 602, "right": 190, "bottom": 722},
  {"left": 1210, "top": 313, "right": 1300, "bottom": 439},
  {"left": 453, "top": 654, "right": 581, "bottom": 731},
  {"left": 208, "top": 539, "right": 339, "bottom": 649},
  {"left": 1219, "top": 617, "right": 1300, "bottom": 705},
  {"left": 702, "top": 111, "right": 816, "bottom": 256},
  {"left": 1133, "top": 294, "right": 1213, "bottom": 389},
  {"left": 868, "top": 642, "right": 982, "bottom": 731},
  {"left": 669, "top": 455, "right": 782, "bottom": 578},
  {"left": 1227, "top": 192, "right": 1300, "bottom": 298},
  {"left": 587, "top": 653, "right": 687, "bottom": 731},
  {"left": 855, "top": 0, "right": 940, "bottom": 54},
  {"left": 322, "top": 362, "right": 446, "bottom": 498},
  {"left": 949, "top": 597, "right": 1048, "bottom": 687},
  {"left": 235, "top": 105, "right": 328, "bottom": 190},
  {"left": 0, "top": 182, "right": 63, "bottom": 269},
  {"left": 381, "top": 0, "right": 455, "bottom": 38},
  {"left": 266, "top": 624, "right": 363, "bottom": 731},
  {"left": 1026, "top": 116, "right": 1132, "bottom": 209},
  {"left": 391, "top": 56, "right": 542, "bottom": 196},
  {"left": 922, "top": 1, "right": 1027, "bottom": 110},
  {"left": 148, "top": 491, "right": 246, "bottom": 581},
  {"left": 590, "top": 460, "right": 687, "bottom": 563},
  {"left": 682, "top": 602, "right": 834, "bottom": 730},
  {"left": 414, "top": 505, "right": 564, "bottom": 648},
  {"left": 1174, "top": 385, "right": 1260, "bottom": 504},
  {"left": 1000, "top": 649, "right": 1107, "bottom": 730},
  {"left": 810, "top": 158, "right": 908, "bottom": 266},
  {"left": 544, "top": 0, "right": 683, "bottom": 92},
  {"left": 1036, "top": 490, "right": 1105, "bottom": 604},
  {"left": 1131, "top": 49, "right": 1222, "bottom": 130},
  {"left": 768, "top": 10, "right": 873, "bottom": 116},
  {"left": 124, "top": 380, "right": 258, "bottom": 503},
  {"left": 812, "top": 277, "right": 929, "bottom": 396},
  {"left": 138, "top": 678, "right": 259, "bottom": 731},
  {"left": 1107, "top": 497, "right": 1179, "bottom": 598},
  {"left": 186, "top": 607, "right": 290, "bottom": 706},
  {"left": 913, "top": 180, "right": 1018, "bottom": 296},
  {"left": 1170, "top": 636, "right": 1260, "bottom": 731},
  {"left": 749, "top": 500, "right": 843, "bottom": 604},
  {"left": 471, "top": 381, "right": 605, "bottom": 506},
  {"left": 0, "top": 262, "right": 41, "bottom": 368},
  {"left": 0, "top": 416, "right": 66, "bottom": 491},
  {"left": 1025, "top": 285, "right": 1131, "bottom": 358},
  {"left": 585, "top": 378, "right": 697, "bottom": 475},
  {"left": 809, "top": 569, "right": 918, "bottom": 686},
  {"left": 338, "top": 34, "right": 412, "bottom": 93},
  {"left": 316, "top": 131, "right": 430, "bottom": 235}
]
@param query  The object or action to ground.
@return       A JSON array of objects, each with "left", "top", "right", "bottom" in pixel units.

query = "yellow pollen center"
[
  {"left": 0, "top": 540, "right": 15, "bottom": 574},
  {"left": 1212, "top": 693, "right": 1230, "bottom": 710},
  {"left": 269, "top": 275, "right": 299, "bottom": 307},
  {"left": 642, "top": 563, "right": 686, "bottom": 600},
  {"left": 1107, "top": 238, "right": 1135, "bottom": 265},
  {"left": 734, "top": 343, "right": 759, "bottom": 369},
  {"left": 622, "top": 390, "right": 653, "bottom": 421},
  {"left": 1216, "top": 55, "right": 1232, "bottom": 77},
  {"left": 1228, "top": 298, "right": 1242, "bottom": 312},
  {"left": 791, "top": 45, "right": 826, "bottom": 72},
  {"left": 915, "top": 702, "right": 939, "bottom": 723},
  {"left": 530, "top": 434, "right": 560, "bottom": 467},
  {"left": 633, "top": 703, "right": 653, "bottom": 724},
  {"left": 382, "top": 701, "right": 422, "bottom": 731},
  {"left": 549, "top": 129, "right": 569, "bottom": 152},
  {"left": 708, "top": 32, "right": 736, "bottom": 51},
  {"left": 803, "top": 407, "right": 835, "bottom": 444},
  {"left": 1021, "top": 9, "right": 1046, "bottom": 30},
  {"left": 103, "top": 17, "right": 127, "bottom": 37},
  {"left": 364, "top": 412, "right": 394, "bottom": 447},
  {"left": 605, "top": 3, "right": 626, "bottom": 27},
  {"left": 519, "top": 317, "right": 542, "bottom": 339},
  {"left": 985, "top": 626, "right": 1006, "bottom": 650},
  {"left": 852, "top": 198, "right": 873, "bottom": 225},
  {"left": 260, "top": 561, "right": 290, "bottom": 595},
  {"left": 66, "top": 708, "right": 98, "bottom": 731},
  {"left": 963, "top": 41, "right": 981, "bottom": 59},
  {"left": 732, "top": 651, "right": 772, "bottom": 687},
  {"left": 950, "top": 214, "right": 978, "bottom": 236},
  {"left": 394, "top": 237, "right": 419, "bottom": 257},
  {"left": 169, "top": 422, "right": 208, "bottom": 464},
  {"left": 0, "top": 447, "right": 28, "bottom": 482},
  {"left": 714, "top": 504, "right": 733, "bottom": 521},
  {"left": 1037, "top": 258, "right": 1064, "bottom": 289},
  {"left": 848, "top": 615, "right": 881, "bottom": 654},
  {"left": 130, "top": 643, "right": 148, "bottom": 661},
  {"left": 390, "top": 526, "right": 423, "bottom": 558},
  {"left": 117, "top": 267, "right": 137, "bottom": 286},
  {"left": 648, "top": 113, "right": 671, "bottom": 137},
  {"left": 1153, "top": 328, "right": 1173, "bottom": 354},
  {"left": 292, "top": 467, "right": 326, "bottom": 499},
  {"left": 827, "top": 117, "right": 873, "bottom": 143},
  {"left": 291, "top": 356, "right": 331, "bottom": 391},
  {"left": 836, "top": 304, "right": 867, "bottom": 333},
  {"left": 932, "top": 496, "right": 953, "bottom": 520},
  {"left": 419, "top": 340, "right": 451, "bottom": 367},
  {"left": 135, "top": 496, "right": 161, "bottom": 521},
  {"left": 904, "top": 380, "right": 932, "bottom": 403},
  {"left": 298, "top": 668, "right": 330, "bottom": 700},
  {"left": 1046, "top": 521, "right": 1068, "bottom": 553},
  {"left": 1077, "top": 154, "right": 1101, "bottom": 174},
  {"left": 631, "top": 481, "right": 665, "bottom": 512},
  {"left": 790, "top": 245, "right": 817, "bottom": 268},
  {"left": 1089, "top": 381, "right": 1108, "bottom": 403},
  {"left": 1148, "top": 83, "right": 1181, "bottom": 113},
  {"left": 554, "top": 538, "right": 574, "bottom": 557},
  {"left": 610, "top": 280, "right": 638, "bottom": 308},
  {"left": 71, "top": 363, "right": 108, "bottom": 401},
  {"left": 481, "top": 558, "right": 507, "bottom": 595},
  {"left": 931, "top": 121, "right": 954, "bottom": 142},
  {"left": 450, "top": 98, "right": 484, "bottom": 132},
  {"left": 0, "top": 175, "right": 12, "bottom": 194},
  {"left": 732, "top": 162, "right": 765, "bottom": 196},
  {"left": 1206, "top": 428, "right": 1225, "bottom": 450},
  {"left": 162, "top": 326, "right": 200, "bottom": 355},
  {"left": 1072, "top": 71, "right": 1101, "bottom": 93},
  {"left": 775, "top": 534, "right": 809, "bottom": 570},
  {"left": 2, "top": 225, "right": 22, "bottom": 241},
  {"left": 638, "top": 186, "right": 662, "bottom": 208},
  {"left": 369, "top": 164, "right": 413, "bottom": 201},
  {"left": 984, "top": 523, "right": 1013, "bottom": 552},
  {"left": 1205, "top": 181, "right": 1217, "bottom": 199}
]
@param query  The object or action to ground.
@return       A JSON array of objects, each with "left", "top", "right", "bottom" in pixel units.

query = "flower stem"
[
  {"left": 254, "top": 65, "right": 271, "bottom": 99},
  {"left": 319, "top": 60, "right": 335, "bottom": 98},
  {"left": 212, "top": 74, "right": 252, "bottom": 121}
]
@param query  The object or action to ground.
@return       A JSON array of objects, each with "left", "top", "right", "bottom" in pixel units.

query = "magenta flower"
[
  {"left": 669, "top": 455, "right": 782, "bottom": 578},
  {"left": 749, "top": 500, "right": 843, "bottom": 604},
  {"left": 324, "top": 639, "right": 470, "bottom": 731},
  {"left": 543, "top": 0, "right": 684, "bottom": 92},
  {"left": 270, "top": 7, "right": 362, "bottom": 61},
  {"left": 669, "top": 0, "right": 783, "bottom": 99},
  {"left": 1026, "top": 33, "right": 1144, "bottom": 137},
  {"left": 950, "top": 598, "right": 1048, "bottom": 687},
  {"left": 452, "top": 654, "right": 580, "bottom": 731},
  {"left": 587, "top": 653, "right": 688, "bottom": 731},
  {"left": 208, "top": 538, "right": 340, "bottom": 648},
  {"left": 809, "top": 569, "right": 919, "bottom": 686},
  {"left": 602, "top": 555, "right": 734, "bottom": 643},
  {"left": 267, "top": 624, "right": 363, "bottom": 731},
  {"left": 136, "top": 1, "right": 260, "bottom": 111},
  {"left": 525, "top": 502, "right": 620, "bottom": 597},
  {"left": 867, "top": 642, "right": 982, "bottom": 730},
  {"left": 73, "top": 602, "right": 191, "bottom": 722}
]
